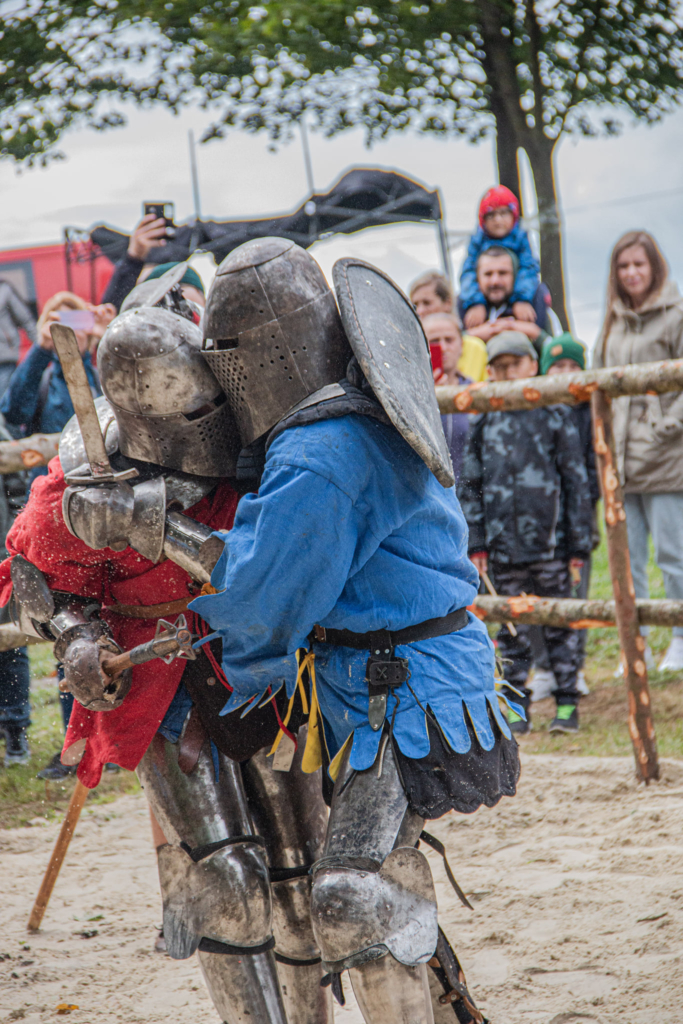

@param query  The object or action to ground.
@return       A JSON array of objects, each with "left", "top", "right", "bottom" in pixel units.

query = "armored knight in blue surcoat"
[{"left": 193, "top": 239, "right": 521, "bottom": 1023}]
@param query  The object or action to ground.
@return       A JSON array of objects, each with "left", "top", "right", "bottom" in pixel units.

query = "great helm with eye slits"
[
  {"left": 97, "top": 306, "right": 240, "bottom": 477},
  {"left": 202, "top": 237, "right": 351, "bottom": 446}
]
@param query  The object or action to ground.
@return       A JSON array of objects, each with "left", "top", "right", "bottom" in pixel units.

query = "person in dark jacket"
[
  {"left": 0, "top": 281, "right": 37, "bottom": 399},
  {"left": 458, "top": 332, "right": 593, "bottom": 734},
  {"left": 100, "top": 213, "right": 169, "bottom": 310},
  {"left": 101, "top": 215, "right": 207, "bottom": 311},
  {"left": 0, "top": 416, "right": 30, "bottom": 767},
  {"left": 0, "top": 291, "right": 112, "bottom": 778},
  {"left": 527, "top": 334, "right": 601, "bottom": 697}
]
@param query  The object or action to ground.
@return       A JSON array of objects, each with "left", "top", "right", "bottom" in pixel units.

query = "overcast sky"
[{"left": 0, "top": 99, "right": 682, "bottom": 354}]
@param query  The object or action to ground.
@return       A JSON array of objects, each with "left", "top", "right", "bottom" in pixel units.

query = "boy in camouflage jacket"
[{"left": 458, "top": 332, "right": 593, "bottom": 734}]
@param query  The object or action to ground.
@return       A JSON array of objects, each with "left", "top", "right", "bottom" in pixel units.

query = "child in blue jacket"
[{"left": 460, "top": 185, "right": 540, "bottom": 329}]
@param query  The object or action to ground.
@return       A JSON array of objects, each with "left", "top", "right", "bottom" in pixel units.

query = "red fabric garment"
[
  {"left": 478, "top": 185, "right": 520, "bottom": 228},
  {"left": 0, "top": 457, "right": 239, "bottom": 788}
]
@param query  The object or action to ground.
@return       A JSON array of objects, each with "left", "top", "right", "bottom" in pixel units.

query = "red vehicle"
[{"left": 0, "top": 233, "right": 114, "bottom": 357}]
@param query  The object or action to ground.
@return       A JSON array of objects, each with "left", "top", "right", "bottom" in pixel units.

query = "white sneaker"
[
  {"left": 659, "top": 637, "right": 683, "bottom": 672},
  {"left": 529, "top": 668, "right": 555, "bottom": 702},
  {"left": 614, "top": 644, "right": 655, "bottom": 677},
  {"left": 577, "top": 670, "right": 590, "bottom": 696}
]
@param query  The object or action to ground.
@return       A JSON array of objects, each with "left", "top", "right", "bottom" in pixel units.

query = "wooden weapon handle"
[
  {"left": 480, "top": 570, "right": 518, "bottom": 637},
  {"left": 27, "top": 780, "right": 89, "bottom": 932},
  {"left": 100, "top": 651, "right": 134, "bottom": 677}
]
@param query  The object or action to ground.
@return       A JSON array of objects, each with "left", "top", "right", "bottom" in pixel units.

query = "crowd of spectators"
[{"left": 411, "top": 190, "right": 683, "bottom": 735}]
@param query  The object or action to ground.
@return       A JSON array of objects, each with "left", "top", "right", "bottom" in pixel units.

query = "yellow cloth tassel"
[
  {"left": 301, "top": 650, "right": 325, "bottom": 774},
  {"left": 268, "top": 649, "right": 311, "bottom": 758},
  {"left": 328, "top": 733, "right": 353, "bottom": 782}
]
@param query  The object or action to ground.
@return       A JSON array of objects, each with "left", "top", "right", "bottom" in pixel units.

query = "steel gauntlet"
[
  {"left": 63, "top": 475, "right": 222, "bottom": 582},
  {"left": 63, "top": 476, "right": 167, "bottom": 562},
  {"left": 57, "top": 621, "right": 132, "bottom": 712},
  {"left": 10, "top": 555, "right": 131, "bottom": 711}
]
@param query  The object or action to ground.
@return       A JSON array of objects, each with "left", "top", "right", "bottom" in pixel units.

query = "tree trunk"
[
  {"left": 592, "top": 391, "right": 658, "bottom": 782},
  {"left": 471, "top": 596, "right": 683, "bottom": 629},
  {"left": 0, "top": 432, "right": 60, "bottom": 474},
  {"left": 476, "top": 2, "right": 524, "bottom": 199},
  {"left": 522, "top": 133, "right": 570, "bottom": 330},
  {"left": 491, "top": 106, "right": 521, "bottom": 198},
  {"left": 436, "top": 357, "right": 683, "bottom": 414}
]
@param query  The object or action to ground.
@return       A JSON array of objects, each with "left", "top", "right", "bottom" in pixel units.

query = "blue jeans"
[
  {"left": 0, "top": 646, "right": 30, "bottom": 730},
  {"left": 624, "top": 492, "right": 683, "bottom": 638}
]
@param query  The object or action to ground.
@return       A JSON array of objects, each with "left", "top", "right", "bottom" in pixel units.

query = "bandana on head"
[{"left": 478, "top": 186, "right": 520, "bottom": 229}]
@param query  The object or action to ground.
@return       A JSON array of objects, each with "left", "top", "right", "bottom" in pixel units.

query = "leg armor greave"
[
  {"left": 243, "top": 728, "right": 333, "bottom": 1024},
  {"left": 137, "top": 727, "right": 288, "bottom": 1024},
  {"left": 310, "top": 737, "right": 436, "bottom": 1024}
]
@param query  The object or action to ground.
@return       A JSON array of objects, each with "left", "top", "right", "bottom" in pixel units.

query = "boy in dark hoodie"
[
  {"left": 460, "top": 186, "right": 540, "bottom": 330},
  {"left": 458, "top": 331, "right": 593, "bottom": 735}
]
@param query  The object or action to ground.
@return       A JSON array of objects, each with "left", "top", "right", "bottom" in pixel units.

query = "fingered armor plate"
[
  {"left": 158, "top": 841, "right": 273, "bottom": 960},
  {"left": 98, "top": 306, "right": 240, "bottom": 477},
  {"left": 203, "top": 237, "right": 351, "bottom": 446},
  {"left": 311, "top": 847, "right": 438, "bottom": 971},
  {"left": 333, "top": 258, "right": 455, "bottom": 488}
]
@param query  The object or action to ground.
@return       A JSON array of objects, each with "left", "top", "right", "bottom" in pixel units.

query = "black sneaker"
[
  {"left": 4, "top": 725, "right": 30, "bottom": 767},
  {"left": 36, "top": 752, "right": 77, "bottom": 780},
  {"left": 549, "top": 705, "right": 579, "bottom": 734},
  {"left": 507, "top": 709, "right": 531, "bottom": 735}
]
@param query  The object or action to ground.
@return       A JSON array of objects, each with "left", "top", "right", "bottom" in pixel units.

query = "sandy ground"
[{"left": 3, "top": 752, "right": 683, "bottom": 1024}]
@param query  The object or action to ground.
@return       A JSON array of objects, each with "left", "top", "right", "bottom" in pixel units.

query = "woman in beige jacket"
[{"left": 595, "top": 230, "right": 683, "bottom": 671}]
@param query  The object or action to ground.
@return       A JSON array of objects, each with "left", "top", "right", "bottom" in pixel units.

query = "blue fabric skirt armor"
[{"left": 190, "top": 413, "right": 519, "bottom": 774}]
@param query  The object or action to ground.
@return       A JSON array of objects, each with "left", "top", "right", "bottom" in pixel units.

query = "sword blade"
[{"left": 50, "top": 323, "right": 113, "bottom": 476}]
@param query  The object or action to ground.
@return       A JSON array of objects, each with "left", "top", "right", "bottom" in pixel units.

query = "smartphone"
[
  {"left": 58, "top": 309, "right": 95, "bottom": 331},
  {"left": 143, "top": 201, "right": 176, "bottom": 239},
  {"left": 429, "top": 342, "right": 443, "bottom": 374}
]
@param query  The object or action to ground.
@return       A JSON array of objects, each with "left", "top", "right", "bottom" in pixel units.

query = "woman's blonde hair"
[
  {"left": 37, "top": 291, "right": 88, "bottom": 335},
  {"left": 601, "top": 231, "right": 669, "bottom": 354}
]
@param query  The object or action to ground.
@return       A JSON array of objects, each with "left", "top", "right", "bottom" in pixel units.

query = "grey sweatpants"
[{"left": 624, "top": 492, "right": 683, "bottom": 638}]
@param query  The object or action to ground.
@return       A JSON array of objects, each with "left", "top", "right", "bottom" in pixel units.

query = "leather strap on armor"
[
  {"left": 198, "top": 936, "right": 276, "bottom": 956},
  {"left": 310, "top": 607, "right": 468, "bottom": 650},
  {"left": 107, "top": 596, "right": 192, "bottom": 619},
  {"left": 178, "top": 706, "right": 207, "bottom": 774},
  {"left": 180, "top": 834, "right": 267, "bottom": 863},
  {"left": 311, "top": 607, "right": 469, "bottom": 732}
]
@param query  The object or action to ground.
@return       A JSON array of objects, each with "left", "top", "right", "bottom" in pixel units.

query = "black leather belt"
[{"left": 310, "top": 608, "right": 468, "bottom": 731}]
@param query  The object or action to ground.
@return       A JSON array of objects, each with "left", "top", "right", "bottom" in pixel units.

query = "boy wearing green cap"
[
  {"left": 532, "top": 334, "right": 600, "bottom": 697},
  {"left": 458, "top": 332, "right": 593, "bottom": 734}
]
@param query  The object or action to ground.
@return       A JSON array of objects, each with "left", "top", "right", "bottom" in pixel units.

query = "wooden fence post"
[{"left": 592, "top": 390, "right": 659, "bottom": 782}]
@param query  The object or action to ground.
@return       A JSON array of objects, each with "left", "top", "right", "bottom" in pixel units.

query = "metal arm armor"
[{"left": 62, "top": 476, "right": 224, "bottom": 583}]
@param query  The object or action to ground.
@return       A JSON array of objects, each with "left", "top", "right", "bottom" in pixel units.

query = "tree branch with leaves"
[{"left": 1, "top": 0, "right": 682, "bottom": 325}]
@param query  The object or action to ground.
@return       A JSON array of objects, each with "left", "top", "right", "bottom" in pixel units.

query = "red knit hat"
[{"left": 478, "top": 186, "right": 520, "bottom": 229}]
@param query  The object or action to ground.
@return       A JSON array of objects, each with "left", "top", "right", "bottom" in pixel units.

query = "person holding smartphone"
[
  {"left": 0, "top": 291, "right": 113, "bottom": 470},
  {"left": 101, "top": 207, "right": 174, "bottom": 310},
  {"left": 0, "top": 290, "right": 114, "bottom": 779}
]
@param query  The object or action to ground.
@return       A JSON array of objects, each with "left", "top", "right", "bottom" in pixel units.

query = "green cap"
[
  {"left": 145, "top": 261, "right": 205, "bottom": 295},
  {"left": 487, "top": 331, "right": 538, "bottom": 364},
  {"left": 540, "top": 332, "right": 586, "bottom": 374}
]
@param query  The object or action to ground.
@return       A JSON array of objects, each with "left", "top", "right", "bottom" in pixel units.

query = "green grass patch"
[
  {"left": 0, "top": 504, "right": 680, "bottom": 827},
  {"left": 494, "top": 504, "right": 683, "bottom": 758},
  {"left": 0, "top": 644, "right": 139, "bottom": 829}
]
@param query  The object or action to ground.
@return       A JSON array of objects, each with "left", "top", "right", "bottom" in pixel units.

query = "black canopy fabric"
[{"left": 89, "top": 167, "right": 444, "bottom": 267}]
